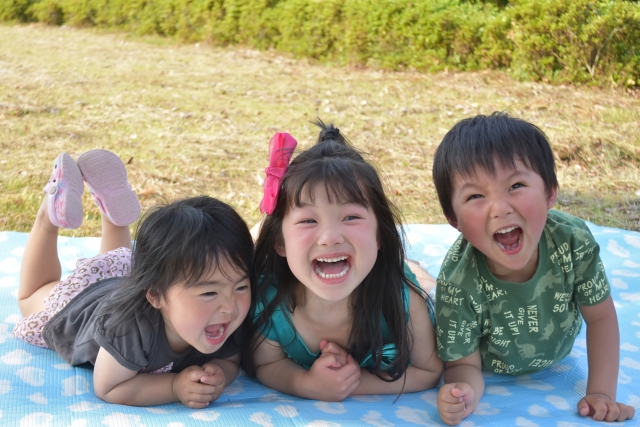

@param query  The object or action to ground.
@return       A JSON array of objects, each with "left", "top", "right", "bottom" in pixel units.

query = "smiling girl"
[
  {"left": 14, "top": 150, "right": 254, "bottom": 407},
  {"left": 248, "top": 121, "right": 442, "bottom": 400}
]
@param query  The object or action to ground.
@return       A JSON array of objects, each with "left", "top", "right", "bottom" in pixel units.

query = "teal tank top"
[{"left": 254, "top": 263, "right": 436, "bottom": 370}]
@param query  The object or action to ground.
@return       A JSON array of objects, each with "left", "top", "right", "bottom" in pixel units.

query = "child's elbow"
[{"left": 94, "top": 385, "right": 127, "bottom": 405}]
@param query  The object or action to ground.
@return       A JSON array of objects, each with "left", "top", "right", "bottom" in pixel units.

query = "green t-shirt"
[{"left": 435, "top": 210, "right": 611, "bottom": 375}]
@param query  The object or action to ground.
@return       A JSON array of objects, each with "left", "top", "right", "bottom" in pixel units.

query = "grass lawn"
[{"left": 1, "top": 24, "right": 639, "bottom": 236}]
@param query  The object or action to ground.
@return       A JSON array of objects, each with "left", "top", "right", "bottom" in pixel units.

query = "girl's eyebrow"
[{"left": 195, "top": 275, "right": 249, "bottom": 287}]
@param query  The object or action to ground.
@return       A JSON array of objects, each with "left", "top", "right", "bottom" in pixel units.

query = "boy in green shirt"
[{"left": 432, "top": 112, "right": 635, "bottom": 425}]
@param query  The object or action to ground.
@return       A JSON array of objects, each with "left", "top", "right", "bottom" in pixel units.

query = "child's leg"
[
  {"left": 18, "top": 152, "right": 84, "bottom": 317},
  {"left": 99, "top": 215, "right": 132, "bottom": 254},
  {"left": 18, "top": 198, "right": 63, "bottom": 317}
]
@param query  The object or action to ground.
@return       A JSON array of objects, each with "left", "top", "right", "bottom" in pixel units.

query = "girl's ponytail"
[{"left": 314, "top": 118, "right": 347, "bottom": 145}]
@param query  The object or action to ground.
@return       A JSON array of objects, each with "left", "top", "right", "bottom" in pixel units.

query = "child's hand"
[
  {"left": 172, "top": 365, "right": 219, "bottom": 408},
  {"left": 578, "top": 394, "right": 635, "bottom": 422},
  {"left": 319, "top": 339, "right": 348, "bottom": 368},
  {"left": 307, "top": 342, "right": 360, "bottom": 401},
  {"left": 200, "top": 362, "right": 227, "bottom": 403},
  {"left": 437, "top": 382, "right": 475, "bottom": 426}
]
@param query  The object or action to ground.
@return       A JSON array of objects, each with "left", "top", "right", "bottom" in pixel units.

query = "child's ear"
[
  {"left": 446, "top": 214, "right": 460, "bottom": 231},
  {"left": 547, "top": 185, "right": 558, "bottom": 209},
  {"left": 146, "top": 288, "right": 163, "bottom": 309},
  {"left": 274, "top": 238, "right": 287, "bottom": 257}
]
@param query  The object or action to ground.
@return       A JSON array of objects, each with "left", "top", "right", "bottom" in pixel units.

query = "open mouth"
[
  {"left": 313, "top": 255, "right": 351, "bottom": 279},
  {"left": 493, "top": 226, "right": 523, "bottom": 251},
  {"left": 205, "top": 323, "right": 229, "bottom": 341}
]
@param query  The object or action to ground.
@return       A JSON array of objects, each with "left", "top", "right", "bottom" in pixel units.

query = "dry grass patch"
[{"left": 1, "top": 24, "right": 639, "bottom": 236}]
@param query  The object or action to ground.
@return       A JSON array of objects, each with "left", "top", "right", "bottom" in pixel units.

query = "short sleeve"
[
  {"left": 94, "top": 314, "right": 159, "bottom": 372},
  {"left": 572, "top": 242, "right": 611, "bottom": 306}
]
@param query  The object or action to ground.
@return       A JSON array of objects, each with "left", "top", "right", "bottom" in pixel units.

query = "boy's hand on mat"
[
  {"left": 200, "top": 362, "right": 226, "bottom": 403},
  {"left": 172, "top": 365, "right": 219, "bottom": 409},
  {"left": 437, "top": 382, "right": 475, "bottom": 425},
  {"left": 307, "top": 350, "right": 360, "bottom": 401},
  {"left": 578, "top": 394, "right": 635, "bottom": 422},
  {"left": 319, "top": 340, "right": 348, "bottom": 368}
]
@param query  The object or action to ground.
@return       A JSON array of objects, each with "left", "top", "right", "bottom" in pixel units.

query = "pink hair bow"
[{"left": 259, "top": 132, "right": 297, "bottom": 215}]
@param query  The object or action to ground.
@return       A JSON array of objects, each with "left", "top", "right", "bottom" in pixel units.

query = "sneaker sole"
[
  {"left": 55, "top": 153, "right": 84, "bottom": 229},
  {"left": 77, "top": 150, "right": 140, "bottom": 226}
]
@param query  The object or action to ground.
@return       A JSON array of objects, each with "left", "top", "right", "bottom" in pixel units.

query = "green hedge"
[{"left": 1, "top": 0, "right": 638, "bottom": 86}]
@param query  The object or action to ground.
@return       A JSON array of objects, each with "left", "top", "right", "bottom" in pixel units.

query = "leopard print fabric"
[{"left": 13, "top": 247, "right": 132, "bottom": 348}]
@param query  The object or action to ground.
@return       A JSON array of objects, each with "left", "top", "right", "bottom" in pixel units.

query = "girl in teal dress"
[{"left": 249, "top": 120, "right": 442, "bottom": 400}]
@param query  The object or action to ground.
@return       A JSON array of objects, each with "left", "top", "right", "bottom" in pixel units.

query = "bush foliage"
[{"left": 1, "top": 0, "right": 638, "bottom": 86}]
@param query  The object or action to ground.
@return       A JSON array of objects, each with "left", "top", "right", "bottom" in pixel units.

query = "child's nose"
[
  {"left": 317, "top": 224, "right": 344, "bottom": 246},
  {"left": 490, "top": 197, "right": 513, "bottom": 218},
  {"left": 218, "top": 294, "right": 236, "bottom": 314}
]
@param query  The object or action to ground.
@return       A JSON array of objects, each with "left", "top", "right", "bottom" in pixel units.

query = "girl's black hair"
[
  {"left": 433, "top": 111, "right": 558, "bottom": 221},
  {"left": 96, "top": 196, "right": 255, "bottom": 369},
  {"left": 249, "top": 119, "right": 426, "bottom": 382}
]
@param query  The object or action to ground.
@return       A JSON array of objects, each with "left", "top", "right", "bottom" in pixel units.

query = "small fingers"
[
  {"left": 200, "top": 374, "right": 224, "bottom": 386},
  {"left": 577, "top": 398, "right": 591, "bottom": 417},
  {"left": 185, "top": 400, "right": 210, "bottom": 409},
  {"left": 590, "top": 400, "right": 609, "bottom": 421},
  {"left": 439, "top": 405, "right": 465, "bottom": 426},
  {"left": 439, "top": 389, "right": 464, "bottom": 404},
  {"left": 619, "top": 404, "right": 636, "bottom": 421},
  {"left": 188, "top": 368, "right": 207, "bottom": 382},
  {"left": 607, "top": 403, "right": 635, "bottom": 422}
]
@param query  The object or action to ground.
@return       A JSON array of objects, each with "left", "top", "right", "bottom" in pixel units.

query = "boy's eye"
[
  {"left": 344, "top": 215, "right": 361, "bottom": 221},
  {"left": 467, "top": 194, "right": 483, "bottom": 201},
  {"left": 511, "top": 182, "right": 525, "bottom": 190},
  {"left": 236, "top": 285, "right": 249, "bottom": 292}
]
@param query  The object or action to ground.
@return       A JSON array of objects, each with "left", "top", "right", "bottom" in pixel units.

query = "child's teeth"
[
  {"left": 316, "top": 256, "right": 348, "bottom": 262},
  {"left": 315, "top": 264, "right": 350, "bottom": 279},
  {"left": 208, "top": 325, "right": 225, "bottom": 338},
  {"left": 496, "top": 226, "right": 517, "bottom": 234}
]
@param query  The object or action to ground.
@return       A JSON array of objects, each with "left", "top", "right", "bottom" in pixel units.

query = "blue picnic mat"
[{"left": 0, "top": 223, "right": 639, "bottom": 426}]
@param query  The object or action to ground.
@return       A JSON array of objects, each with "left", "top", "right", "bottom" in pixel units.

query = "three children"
[{"left": 11, "top": 114, "right": 635, "bottom": 423}]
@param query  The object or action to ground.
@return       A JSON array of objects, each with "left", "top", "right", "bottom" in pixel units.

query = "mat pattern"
[{"left": 1, "top": 223, "right": 639, "bottom": 426}]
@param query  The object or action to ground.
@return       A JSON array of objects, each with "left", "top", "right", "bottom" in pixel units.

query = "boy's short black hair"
[{"left": 432, "top": 112, "right": 558, "bottom": 221}]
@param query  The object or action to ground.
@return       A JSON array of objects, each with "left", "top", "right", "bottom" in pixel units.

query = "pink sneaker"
[
  {"left": 77, "top": 150, "right": 141, "bottom": 226},
  {"left": 43, "top": 153, "right": 84, "bottom": 229}
]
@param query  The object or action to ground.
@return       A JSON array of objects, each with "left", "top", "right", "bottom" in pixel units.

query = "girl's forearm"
[
  {"left": 256, "top": 360, "right": 310, "bottom": 398},
  {"left": 98, "top": 373, "right": 178, "bottom": 406}
]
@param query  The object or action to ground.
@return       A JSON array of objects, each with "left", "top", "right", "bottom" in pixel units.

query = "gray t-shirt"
[{"left": 42, "top": 277, "right": 241, "bottom": 373}]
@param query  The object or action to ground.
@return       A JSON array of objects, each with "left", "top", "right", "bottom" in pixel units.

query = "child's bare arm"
[
  {"left": 352, "top": 289, "right": 442, "bottom": 394},
  {"left": 254, "top": 334, "right": 360, "bottom": 400},
  {"left": 438, "top": 350, "right": 484, "bottom": 426},
  {"left": 93, "top": 347, "right": 218, "bottom": 407},
  {"left": 578, "top": 296, "right": 635, "bottom": 422}
]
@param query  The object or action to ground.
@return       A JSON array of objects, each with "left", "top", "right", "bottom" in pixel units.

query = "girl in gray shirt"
[{"left": 14, "top": 150, "right": 254, "bottom": 407}]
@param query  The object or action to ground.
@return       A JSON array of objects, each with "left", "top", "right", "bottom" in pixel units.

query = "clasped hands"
[
  {"left": 172, "top": 362, "right": 227, "bottom": 408},
  {"left": 305, "top": 339, "right": 361, "bottom": 401}
]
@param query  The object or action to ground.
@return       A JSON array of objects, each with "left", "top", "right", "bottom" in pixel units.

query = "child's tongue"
[
  {"left": 494, "top": 227, "right": 522, "bottom": 248},
  {"left": 316, "top": 260, "right": 347, "bottom": 275}
]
